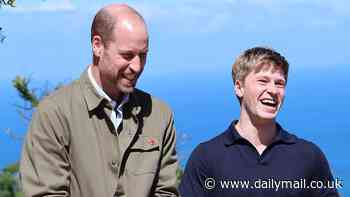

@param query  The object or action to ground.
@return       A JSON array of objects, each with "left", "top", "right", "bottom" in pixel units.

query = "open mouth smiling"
[{"left": 260, "top": 98, "right": 278, "bottom": 108}]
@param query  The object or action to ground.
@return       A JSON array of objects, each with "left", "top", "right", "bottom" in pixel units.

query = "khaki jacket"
[{"left": 20, "top": 70, "right": 179, "bottom": 197}]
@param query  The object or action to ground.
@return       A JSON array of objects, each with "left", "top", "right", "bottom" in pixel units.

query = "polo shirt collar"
[
  {"left": 224, "top": 120, "right": 296, "bottom": 146},
  {"left": 273, "top": 123, "right": 297, "bottom": 144}
]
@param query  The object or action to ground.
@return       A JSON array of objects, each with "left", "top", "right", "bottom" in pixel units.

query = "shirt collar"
[
  {"left": 80, "top": 68, "right": 104, "bottom": 112},
  {"left": 224, "top": 120, "right": 296, "bottom": 146},
  {"left": 273, "top": 123, "right": 297, "bottom": 144},
  {"left": 87, "top": 65, "right": 129, "bottom": 109}
]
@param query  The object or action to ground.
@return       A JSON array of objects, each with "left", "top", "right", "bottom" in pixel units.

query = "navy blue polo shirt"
[{"left": 179, "top": 121, "right": 339, "bottom": 197}]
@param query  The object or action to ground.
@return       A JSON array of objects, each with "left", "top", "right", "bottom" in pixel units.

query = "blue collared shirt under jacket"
[{"left": 179, "top": 121, "right": 340, "bottom": 197}]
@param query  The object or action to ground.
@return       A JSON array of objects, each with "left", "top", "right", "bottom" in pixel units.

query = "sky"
[{"left": 0, "top": 0, "right": 349, "bottom": 195}]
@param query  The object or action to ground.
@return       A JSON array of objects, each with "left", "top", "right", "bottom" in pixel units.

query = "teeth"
[
  {"left": 125, "top": 77, "right": 135, "bottom": 81},
  {"left": 261, "top": 99, "right": 277, "bottom": 105}
]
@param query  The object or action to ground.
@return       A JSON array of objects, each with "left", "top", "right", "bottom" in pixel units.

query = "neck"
[
  {"left": 235, "top": 110, "right": 277, "bottom": 154},
  {"left": 91, "top": 64, "right": 122, "bottom": 102}
]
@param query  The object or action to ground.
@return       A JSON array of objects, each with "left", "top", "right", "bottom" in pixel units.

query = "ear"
[
  {"left": 92, "top": 35, "right": 104, "bottom": 57},
  {"left": 234, "top": 79, "right": 244, "bottom": 99}
]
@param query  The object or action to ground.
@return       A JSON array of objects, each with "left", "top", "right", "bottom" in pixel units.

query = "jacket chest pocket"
[{"left": 126, "top": 136, "right": 161, "bottom": 175}]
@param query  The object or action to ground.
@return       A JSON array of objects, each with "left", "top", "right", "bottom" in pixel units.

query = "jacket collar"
[{"left": 80, "top": 69, "right": 105, "bottom": 111}]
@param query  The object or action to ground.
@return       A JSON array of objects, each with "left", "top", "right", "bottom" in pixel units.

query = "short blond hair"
[{"left": 232, "top": 47, "right": 289, "bottom": 83}]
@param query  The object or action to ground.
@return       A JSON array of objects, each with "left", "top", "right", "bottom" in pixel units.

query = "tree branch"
[
  {"left": 12, "top": 76, "right": 39, "bottom": 108},
  {"left": 1, "top": 128, "right": 23, "bottom": 141},
  {"left": 0, "top": 0, "right": 16, "bottom": 7},
  {"left": 0, "top": 27, "right": 5, "bottom": 43},
  {"left": 15, "top": 108, "right": 32, "bottom": 122}
]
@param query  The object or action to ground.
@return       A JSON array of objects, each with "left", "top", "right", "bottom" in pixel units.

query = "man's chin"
[
  {"left": 119, "top": 85, "right": 135, "bottom": 94},
  {"left": 257, "top": 113, "right": 277, "bottom": 123}
]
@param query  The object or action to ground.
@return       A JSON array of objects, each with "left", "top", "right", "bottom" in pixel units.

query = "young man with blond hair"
[{"left": 179, "top": 47, "right": 339, "bottom": 197}]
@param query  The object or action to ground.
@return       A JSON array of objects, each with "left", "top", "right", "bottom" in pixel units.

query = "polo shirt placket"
[{"left": 224, "top": 124, "right": 295, "bottom": 167}]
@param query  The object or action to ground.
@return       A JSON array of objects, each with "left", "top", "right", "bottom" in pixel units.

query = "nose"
[
  {"left": 129, "top": 55, "right": 144, "bottom": 74},
  {"left": 266, "top": 83, "right": 278, "bottom": 94}
]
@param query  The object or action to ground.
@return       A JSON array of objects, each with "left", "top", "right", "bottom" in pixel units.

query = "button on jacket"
[{"left": 20, "top": 70, "right": 179, "bottom": 197}]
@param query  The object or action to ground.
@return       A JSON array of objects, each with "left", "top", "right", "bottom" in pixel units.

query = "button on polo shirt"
[{"left": 179, "top": 121, "right": 339, "bottom": 197}]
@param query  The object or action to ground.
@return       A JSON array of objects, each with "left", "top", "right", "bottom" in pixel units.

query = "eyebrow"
[
  {"left": 256, "top": 75, "right": 286, "bottom": 81},
  {"left": 118, "top": 48, "right": 149, "bottom": 54}
]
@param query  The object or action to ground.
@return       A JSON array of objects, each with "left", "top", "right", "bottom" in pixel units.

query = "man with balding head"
[{"left": 20, "top": 4, "right": 179, "bottom": 197}]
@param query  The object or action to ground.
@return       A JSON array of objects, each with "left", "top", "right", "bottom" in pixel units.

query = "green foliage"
[
  {"left": 1, "top": 3, "right": 31, "bottom": 197},
  {"left": 12, "top": 76, "right": 39, "bottom": 108},
  {"left": 3, "top": 164, "right": 19, "bottom": 175},
  {"left": 14, "top": 192, "right": 23, "bottom": 197},
  {"left": 0, "top": 77, "right": 40, "bottom": 196},
  {"left": 1, "top": 0, "right": 16, "bottom": 43},
  {"left": 0, "top": 76, "right": 38, "bottom": 197},
  {"left": 0, "top": 77, "right": 37, "bottom": 197},
  {"left": 0, "top": 0, "right": 16, "bottom": 7},
  {"left": 0, "top": 171, "right": 15, "bottom": 197},
  {"left": 0, "top": 163, "right": 19, "bottom": 197}
]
